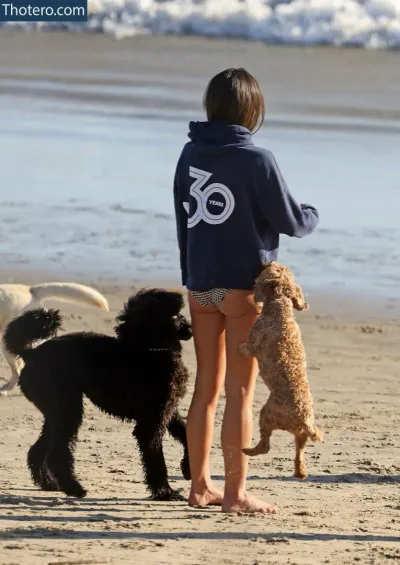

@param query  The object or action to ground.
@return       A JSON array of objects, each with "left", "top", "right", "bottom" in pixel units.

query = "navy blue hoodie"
[{"left": 173, "top": 121, "right": 319, "bottom": 291}]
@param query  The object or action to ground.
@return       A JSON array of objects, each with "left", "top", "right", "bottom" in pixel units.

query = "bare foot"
[
  {"left": 188, "top": 486, "right": 223, "bottom": 507},
  {"left": 222, "top": 492, "right": 279, "bottom": 514}
]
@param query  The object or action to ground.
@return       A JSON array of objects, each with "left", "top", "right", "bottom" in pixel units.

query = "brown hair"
[{"left": 203, "top": 68, "right": 265, "bottom": 133}]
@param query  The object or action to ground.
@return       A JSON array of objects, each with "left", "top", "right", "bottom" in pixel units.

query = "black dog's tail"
[{"left": 4, "top": 309, "right": 62, "bottom": 361}]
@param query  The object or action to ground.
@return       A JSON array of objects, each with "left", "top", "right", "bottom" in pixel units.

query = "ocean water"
[
  {"left": 0, "top": 74, "right": 399, "bottom": 302},
  {"left": 2, "top": 0, "right": 400, "bottom": 49}
]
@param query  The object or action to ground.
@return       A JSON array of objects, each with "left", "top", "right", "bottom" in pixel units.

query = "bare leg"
[
  {"left": 294, "top": 432, "right": 308, "bottom": 479},
  {"left": 186, "top": 294, "right": 225, "bottom": 506},
  {"left": 220, "top": 291, "right": 278, "bottom": 514}
]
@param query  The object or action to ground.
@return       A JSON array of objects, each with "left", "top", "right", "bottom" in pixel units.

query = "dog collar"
[{"left": 148, "top": 348, "right": 172, "bottom": 352}]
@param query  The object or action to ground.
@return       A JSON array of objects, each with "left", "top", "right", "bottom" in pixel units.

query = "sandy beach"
[{"left": 0, "top": 279, "right": 399, "bottom": 565}]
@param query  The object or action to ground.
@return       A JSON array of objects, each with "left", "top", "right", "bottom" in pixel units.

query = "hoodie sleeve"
[
  {"left": 254, "top": 150, "right": 319, "bottom": 238},
  {"left": 173, "top": 159, "right": 188, "bottom": 286}
]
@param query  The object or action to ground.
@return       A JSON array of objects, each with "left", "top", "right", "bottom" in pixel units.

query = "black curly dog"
[{"left": 4, "top": 289, "right": 192, "bottom": 501}]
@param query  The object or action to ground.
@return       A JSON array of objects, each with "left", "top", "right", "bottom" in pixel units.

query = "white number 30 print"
[{"left": 183, "top": 166, "right": 235, "bottom": 228}]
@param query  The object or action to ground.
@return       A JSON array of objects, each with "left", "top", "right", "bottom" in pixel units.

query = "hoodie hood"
[{"left": 188, "top": 121, "right": 253, "bottom": 153}]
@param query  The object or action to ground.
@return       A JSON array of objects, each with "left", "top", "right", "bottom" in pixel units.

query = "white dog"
[{"left": 0, "top": 282, "right": 109, "bottom": 395}]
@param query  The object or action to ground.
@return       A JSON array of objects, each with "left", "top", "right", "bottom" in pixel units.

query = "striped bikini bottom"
[{"left": 190, "top": 288, "right": 232, "bottom": 309}]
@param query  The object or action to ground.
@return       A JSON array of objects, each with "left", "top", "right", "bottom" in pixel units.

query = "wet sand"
[
  {"left": 0, "top": 278, "right": 399, "bottom": 565},
  {"left": 1, "top": 30, "right": 400, "bottom": 121}
]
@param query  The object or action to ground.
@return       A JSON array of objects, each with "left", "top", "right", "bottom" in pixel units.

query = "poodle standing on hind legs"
[{"left": 240, "top": 262, "right": 323, "bottom": 479}]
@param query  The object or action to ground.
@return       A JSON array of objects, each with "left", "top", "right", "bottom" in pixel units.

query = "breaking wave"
[{"left": 2, "top": 0, "right": 400, "bottom": 49}]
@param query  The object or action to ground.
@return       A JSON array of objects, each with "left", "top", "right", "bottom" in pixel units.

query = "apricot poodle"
[{"left": 240, "top": 262, "right": 322, "bottom": 479}]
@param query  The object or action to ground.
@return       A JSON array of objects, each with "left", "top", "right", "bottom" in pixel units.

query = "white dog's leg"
[{"left": 0, "top": 341, "right": 22, "bottom": 396}]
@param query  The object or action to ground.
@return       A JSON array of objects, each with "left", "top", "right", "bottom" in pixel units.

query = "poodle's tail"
[
  {"left": 304, "top": 424, "right": 324, "bottom": 442},
  {"left": 4, "top": 309, "right": 62, "bottom": 361},
  {"left": 30, "top": 283, "right": 109, "bottom": 311}
]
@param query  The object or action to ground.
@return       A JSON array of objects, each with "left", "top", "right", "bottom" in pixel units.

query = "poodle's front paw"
[
  {"left": 151, "top": 488, "right": 185, "bottom": 502},
  {"left": 181, "top": 457, "right": 191, "bottom": 481}
]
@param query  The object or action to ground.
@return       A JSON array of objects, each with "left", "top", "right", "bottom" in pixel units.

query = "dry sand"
[{"left": 0, "top": 281, "right": 399, "bottom": 565}]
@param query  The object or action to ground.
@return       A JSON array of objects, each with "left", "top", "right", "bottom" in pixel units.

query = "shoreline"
[
  {"left": 1, "top": 265, "right": 399, "bottom": 322},
  {"left": 2, "top": 31, "right": 400, "bottom": 117}
]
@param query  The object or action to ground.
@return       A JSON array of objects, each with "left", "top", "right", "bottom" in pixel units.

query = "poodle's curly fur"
[
  {"left": 240, "top": 262, "right": 323, "bottom": 479},
  {"left": 4, "top": 289, "right": 192, "bottom": 501}
]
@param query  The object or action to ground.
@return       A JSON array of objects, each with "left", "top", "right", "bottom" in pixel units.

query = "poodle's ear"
[
  {"left": 278, "top": 278, "right": 308, "bottom": 311},
  {"left": 291, "top": 283, "right": 309, "bottom": 311}
]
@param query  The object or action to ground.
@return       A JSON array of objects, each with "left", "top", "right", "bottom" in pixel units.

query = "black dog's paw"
[
  {"left": 181, "top": 457, "right": 191, "bottom": 481},
  {"left": 151, "top": 488, "right": 185, "bottom": 502},
  {"left": 41, "top": 484, "right": 60, "bottom": 492},
  {"left": 65, "top": 485, "right": 87, "bottom": 499}
]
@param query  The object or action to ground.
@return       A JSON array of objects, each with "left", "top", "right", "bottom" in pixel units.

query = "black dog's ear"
[{"left": 149, "top": 289, "right": 184, "bottom": 317}]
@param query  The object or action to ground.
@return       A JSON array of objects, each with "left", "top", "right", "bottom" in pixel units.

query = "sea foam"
[{"left": 2, "top": 0, "right": 400, "bottom": 49}]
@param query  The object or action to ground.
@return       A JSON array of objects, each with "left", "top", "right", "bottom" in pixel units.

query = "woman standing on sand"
[{"left": 173, "top": 68, "right": 319, "bottom": 513}]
